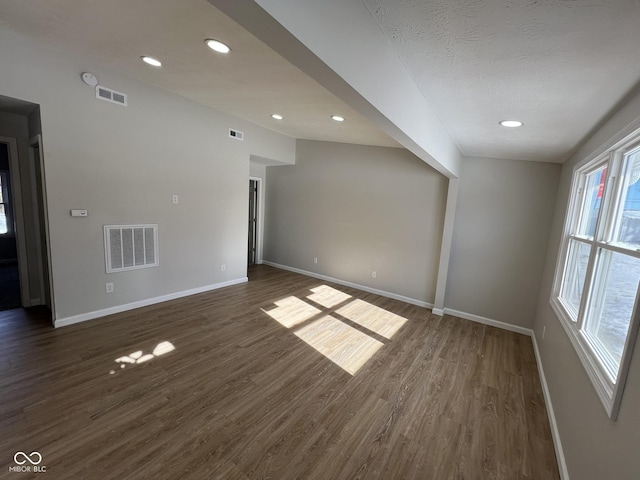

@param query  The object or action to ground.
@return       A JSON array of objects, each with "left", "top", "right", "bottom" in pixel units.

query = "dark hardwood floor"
[{"left": 0, "top": 265, "right": 559, "bottom": 479}]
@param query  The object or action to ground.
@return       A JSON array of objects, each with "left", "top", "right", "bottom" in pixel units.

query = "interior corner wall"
[
  {"left": 0, "top": 28, "right": 295, "bottom": 323},
  {"left": 445, "top": 157, "right": 561, "bottom": 328},
  {"left": 264, "top": 139, "right": 448, "bottom": 304},
  {"left": 532, "top": 86, "right": 640, "bottom": 480}
]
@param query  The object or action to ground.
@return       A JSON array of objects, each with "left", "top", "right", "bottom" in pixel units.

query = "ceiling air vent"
[
  {"left": 229, "top": 128, "right": 244, "bottom": 141},
  {"left": 95, "top": 85, "right": 128, "bottom": 106}
]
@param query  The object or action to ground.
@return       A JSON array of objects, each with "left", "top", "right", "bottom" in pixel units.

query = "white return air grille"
[
  {"left": 104, "top": 224, "right": 158, "bottom": 273},
  {"left": 96, "top": 85, "right": 128, "bottom": 106}
]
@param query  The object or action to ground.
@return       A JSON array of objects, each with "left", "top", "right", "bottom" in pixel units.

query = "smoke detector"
[{"left": 81, "top": 72, "right": 99, "bottom": 87}]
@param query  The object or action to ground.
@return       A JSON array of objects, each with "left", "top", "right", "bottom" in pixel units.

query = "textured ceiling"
[
  {"left": 2, "top": 0, "right": 640, "bottom": 163},
  {"left": 0, "top": 0, "right": 400, "bottom": 150},
  {"left": 363, "top": 0, "right": 640, "bottom": 162}
]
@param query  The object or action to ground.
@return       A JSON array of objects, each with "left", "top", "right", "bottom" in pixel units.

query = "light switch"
[{"left": 70, "top": 209, "right": 88, "bottom": 217}]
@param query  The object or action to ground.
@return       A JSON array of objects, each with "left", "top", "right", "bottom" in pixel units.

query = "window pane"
[
  {"left": 560, "top": 239, "right": 591, "bottom": 318},
  {"left": 614, "top": 149, "right": 640, "bottom": 249},
  {"left": 584, "top": 249, "right": 640, "bottom": 377},
  {"left": 577, "top": 165, "right": 607, "bottom": 238},
  {"left": 0, "top": 204, "right": 6, "bottom": 234}
]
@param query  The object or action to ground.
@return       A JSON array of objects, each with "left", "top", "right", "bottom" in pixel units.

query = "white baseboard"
[
  {"left": 54, "top": 277, "right": 248, "bottom": 328},
  {"left": 440, "top": 308, "right": 568, "bottom": 478},
  {"left": 431, "top": 308, "right": 444, "bottom": 316},
  {"left": 532, "top": 334, "right": 570, "bottom": 480},
  {"left": 442, "top": 308, "right": 534, "bottom": 337},
  {"left": 262, "top": 262, "right": 567, "bottom": 477},
  {"left": 263, "top": 261, "right": 433, "bottom": 309},
  {"left": 28, "top": 297, "right": 41, "bottom": 307}
]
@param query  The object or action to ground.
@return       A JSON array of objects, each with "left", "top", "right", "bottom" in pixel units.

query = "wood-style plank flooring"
[{"left": 0, "top": 265, "right": 559, "bottom": 479}]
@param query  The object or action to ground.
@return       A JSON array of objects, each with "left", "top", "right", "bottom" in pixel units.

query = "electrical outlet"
[
  {"left": 106, "top": 282, "right": 114, "bottom": 293},
  {"left": 371, "top": 271, "right": 377, "bottom": 278},
  {"left": 542, "top": 326, "right": 546, "bottom": 340},
  {"left": 172, "top": 195, "right": 179, "bottom": 204},
  {"left": 314, "top": 257, "right": 318, "bottom": 264},
  {"left": 221, "top": 264, "right": 226, "bottom": 272}
]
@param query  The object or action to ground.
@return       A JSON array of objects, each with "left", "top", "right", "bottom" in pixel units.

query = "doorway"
[
  {"left": 248, "top": 179, "right": 258, "bottom": 266},
  {"left": 0, "top": 99, "right": 52, "bottom": 318},
  {"left": 0, "top": 142, "right": 21, "bottom": 310}
]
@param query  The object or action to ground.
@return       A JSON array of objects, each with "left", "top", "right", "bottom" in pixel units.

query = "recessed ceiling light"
[
  {"left": 141, "top": 56, "right": 162, "bottom": 67},
  {"left": 331, "top": 115, "right": 345, "bottom": 122},
  {"left": 205, "top": 39, "right": 231, "bottom": 54},
  {"left": 499, "top": 120, "right": 523, "bottom": 128},
  {"left": 271, "top": 114, "right": 283, "bottom": 120}
]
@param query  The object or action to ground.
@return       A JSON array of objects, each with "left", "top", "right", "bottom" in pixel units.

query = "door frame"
[
  {"left": 0, "top": 136, "right": 30, "bottom": 306},
  {"left": 30, "top": 134, "right": 55, "bottom": 317},
  {"left": 249, "top": 176, "right": 264, "bottom": 264}
]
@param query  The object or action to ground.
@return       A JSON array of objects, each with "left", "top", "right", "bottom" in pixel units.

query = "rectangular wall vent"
[
  {"left": 96, "top": 85, "right": 128, "bottom": 106},
  {"left": 104, "top": 224, "right": 158, "bottom": 273},
  {"left": 229, "top": 128, "right": 244, "bottom": 141}
]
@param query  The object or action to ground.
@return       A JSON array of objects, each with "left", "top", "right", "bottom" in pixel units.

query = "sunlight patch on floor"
[
  {"left": 262, "top": 296, "right": 322, "bottom": 328},
  {"left": 336, "top": 299, "right": 407, "bottom": 339},
  {"left": 307, "top": 285, "right": 352, "bottom": 308},
  {"left": 294, "top": 315, "right": 383, "bottom": 375},
  {"left": 110, "top": 341, "right": 176, "bottom": 374},
  {"left": 263, "top": 285, "right": 409, "bottom": 376}
]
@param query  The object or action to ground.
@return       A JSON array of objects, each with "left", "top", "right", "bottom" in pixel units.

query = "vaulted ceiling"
[
  {"left": 0, "top": 0, "right": 399, "bottom": 148},
  {"left": 2, "top": 0, "right": 640, "bottom": 173}
]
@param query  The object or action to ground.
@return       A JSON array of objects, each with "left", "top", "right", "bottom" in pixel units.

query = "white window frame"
[{"left": 551, "top": 129, "right": 640, "bottom": 419}]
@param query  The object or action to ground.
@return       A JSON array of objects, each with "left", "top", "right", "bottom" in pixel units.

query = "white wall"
[
  {"left": 264, "top": 139, "right": 448, "bottom": 304},
  {"left": 533, "top": 86, "right": 640, "bottom": 480},
  {"left": 445, "top": 157, "right": 561, "bottom": 328},
  {"left": 0, "top": 29, "right": 295, "bottom": 324}
]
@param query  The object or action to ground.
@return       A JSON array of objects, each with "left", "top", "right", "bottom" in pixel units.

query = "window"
[
  {"left": 0, "top": 171, "right": 11, "bottom": 236},
  {"left": 552, "top": 133, "right": 640, "bottom": 419}
]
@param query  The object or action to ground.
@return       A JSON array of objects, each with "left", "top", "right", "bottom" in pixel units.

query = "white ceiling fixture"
[
  {"left": 205, "top": 38, "right": 230, "bottom": 54},
  {"left": 271, "top": 113, "right": 283, "bottom": 120},
  {"left": 81, "top": 72, "right": 99, "bottom": 87},
  {"left": 331, "top": 115, "right": 345, "bottom": 122},
  {"left": 141, "top": 56, "right": 161, "bottom": 67},
  {"left": 500, "top": 120, "right": 523, "bottom": 128}
]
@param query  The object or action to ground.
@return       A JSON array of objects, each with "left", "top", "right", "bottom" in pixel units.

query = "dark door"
[{"left": 248, "top": 180, "right": 258, "bottom": 265}]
